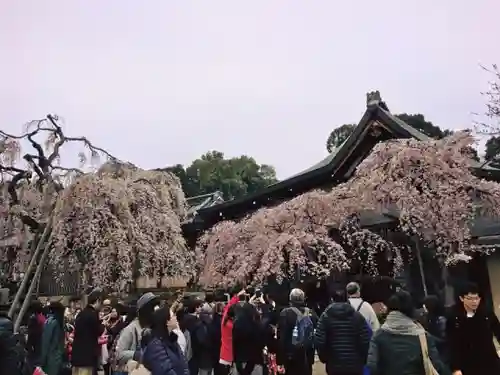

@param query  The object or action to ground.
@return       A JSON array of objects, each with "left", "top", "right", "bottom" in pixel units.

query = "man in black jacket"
[
  {"left": 71, "top": 288, "right": 104, "bottom": 375},
  {"left": 446, "top": 282, "right": 500, "bottom": 375},
  {"left": 315, "top": 290, "right": 370, "bottom": 375}
]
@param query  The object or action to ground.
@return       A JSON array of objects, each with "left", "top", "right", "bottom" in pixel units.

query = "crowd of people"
[{"left": 1, "top": 281, "right": 500, "bottom": 375}]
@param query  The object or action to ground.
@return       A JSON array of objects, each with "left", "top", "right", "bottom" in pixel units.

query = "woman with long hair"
[
  {"left": 142, "top": 304, "right": 189, "bottom": 375},
  {"left": 38, "top": 302, "right": 66, "bottom": 375},
  {"left": 233, "top": 302, "right": 266, "bottom": 375}
]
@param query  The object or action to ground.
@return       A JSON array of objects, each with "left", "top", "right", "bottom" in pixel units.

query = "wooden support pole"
[
  {"left": 8, "top": 216, "right": 53, "bottom": 318},
  {"left": 14, "top": 228, "right": 53, "bottom": 332},
  {"left": 415, "top": 237, "right": 428, "bottom": 297}
]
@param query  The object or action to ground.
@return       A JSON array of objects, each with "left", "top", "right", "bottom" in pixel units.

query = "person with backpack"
[
  {"left": 346, "top": 282, "right": 380, "bottom": 332},
  {"left": 276, "top": 288, "right": 316, "bottom": 375},
  {"left": 315, "top": 290, "right": 371, "bottom": 375}
]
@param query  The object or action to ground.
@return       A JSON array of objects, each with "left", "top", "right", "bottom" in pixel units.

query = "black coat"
[
  {"left": 210, "top": 313, "right": 222, "bottom": 365},
  {"left": 446, "top": 306, "right": 500, "bottom": 375},
  {"left": 27, "top": 313, "right": 44, "bottom": 362},
  {"left": 0, "top": 314, "right": 20, "bottom": 375},
  {"left": 181, "top": 313, "right": 206, "bottom": 371},
  {"left": 233, "top": 316, "right": 274, "bottom": 366},
  {"left": 71, "top": 305, "right": 103, "bottom": 368},
  {"left": 314, "top": 302, "right": 370, "bottom": 374},
  {"left": 197, "top": 317, "right": 216, "bottom": 370}
]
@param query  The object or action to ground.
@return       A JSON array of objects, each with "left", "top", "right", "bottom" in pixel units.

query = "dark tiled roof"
[{"left": 186, "top": 91, "right": 500, "bottom": 232}]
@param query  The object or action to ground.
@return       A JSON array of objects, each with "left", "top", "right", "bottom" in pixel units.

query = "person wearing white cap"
[
  {"left": 346, "top": 282, "right": 380, "bottom": 332},
  {"left": 113, "top": 292, "right": 158, "bottom": 374}
]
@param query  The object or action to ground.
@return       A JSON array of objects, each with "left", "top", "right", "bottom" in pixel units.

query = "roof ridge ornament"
[
  {"left": 366, "top": 90, "right": 390, "bottom": 112},
  {"left": 366, "top": 90, "right": 382, "bottom": 107}
]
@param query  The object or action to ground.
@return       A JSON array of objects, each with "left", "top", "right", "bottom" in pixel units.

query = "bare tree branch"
[
  {"left": 0, "top": 114, "right": 119, "bottom": 235},
  {"left": 475, "top": 64, "right": 500, "bottom": 136}
]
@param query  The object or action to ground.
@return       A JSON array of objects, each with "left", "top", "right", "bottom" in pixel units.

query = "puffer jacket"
[
  {"left": 142, "top": 333, "right": 189, "bottom": 375},
  {"left": 314, "top": 302, "right": 370, "bottom": 374}
]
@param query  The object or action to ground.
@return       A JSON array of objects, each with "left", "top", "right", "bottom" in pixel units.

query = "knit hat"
[{"left": 136, "top": 292, "right": 157, "bottom": 311}]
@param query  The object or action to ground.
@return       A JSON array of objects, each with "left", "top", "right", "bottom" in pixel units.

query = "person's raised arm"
[{"left": 223, "top": 288, "right": 245, "bottom": 316}]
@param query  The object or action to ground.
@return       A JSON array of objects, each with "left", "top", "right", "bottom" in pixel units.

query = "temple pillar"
[{"left": 487, "top": 252, "right": 500, "bottom": 316}]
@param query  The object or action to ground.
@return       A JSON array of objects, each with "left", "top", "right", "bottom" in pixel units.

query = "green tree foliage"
[
  {"left": 485, "top": 136, "right": 500, "bottom": 161},
  {"left": 326, "top": 113, "right": 479, "bottom": 160},
  {"left": 395, "top": 113, "right": 453, "bottom": 139},
  {"left": 163, "top": 151, "right": 278, "bottom": 200},
  {"left": 477, "top": 64, "right": 500, "bottom": 161},
  {"left": 326, "top": 124, "right": 356, "bottom": 153}
]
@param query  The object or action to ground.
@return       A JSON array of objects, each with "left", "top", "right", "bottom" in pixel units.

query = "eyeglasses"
[{"left": 463, "top": 296, "right": 481, "bottom": 302}]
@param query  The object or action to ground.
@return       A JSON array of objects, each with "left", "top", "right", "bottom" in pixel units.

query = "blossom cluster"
[
  {"left": 0, "top": 123, "right": 193, "bottom": 290},
  {"left": 48, "top": 162, "right": 194, "bottom": 290},
  {"left": 196, "top": 132, "right": 500, "bottom": 287}
]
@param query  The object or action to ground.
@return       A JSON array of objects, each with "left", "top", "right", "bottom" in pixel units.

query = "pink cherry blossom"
[{"left": 197, "top": 132, "right": 500, "bottom": 287}]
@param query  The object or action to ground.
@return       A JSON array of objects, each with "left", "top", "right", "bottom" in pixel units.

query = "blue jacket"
[{"left": 143, "top": 334, "right": 189, "bottom": 375}]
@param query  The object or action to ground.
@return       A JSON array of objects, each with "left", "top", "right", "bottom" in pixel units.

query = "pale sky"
[{"left": 1, "top": 1, "right": 499, "bottom": 179}]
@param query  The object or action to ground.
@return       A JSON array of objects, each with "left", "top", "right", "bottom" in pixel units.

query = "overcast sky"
[{"left": 1, "top": 1, "right": 499, "bottom": 179}]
